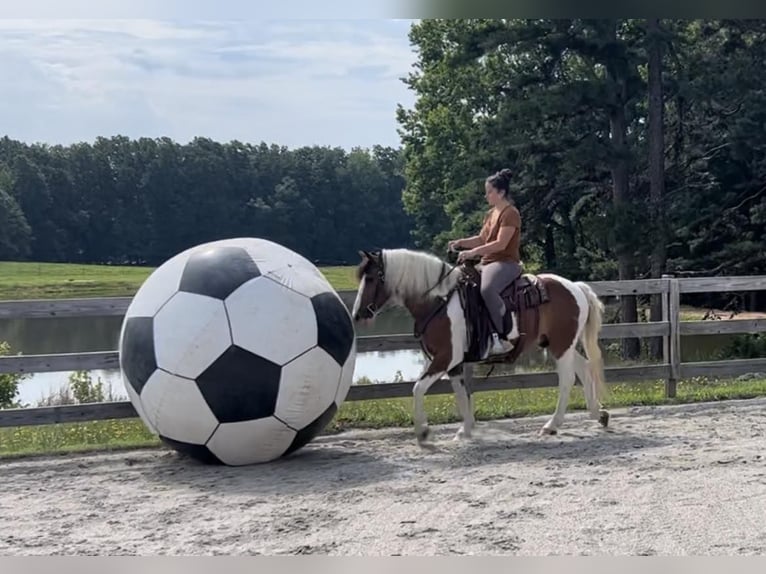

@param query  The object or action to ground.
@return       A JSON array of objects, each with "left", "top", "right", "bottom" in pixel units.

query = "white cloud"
[
  {"left": 0, "top": 19, "right": 418, "bottom": 149},
  {"left": 1, "top": 0, "right": 401, "bottom": 20},
  {"left": 0, "top": 19, "right": 220, "bottom": 40}
]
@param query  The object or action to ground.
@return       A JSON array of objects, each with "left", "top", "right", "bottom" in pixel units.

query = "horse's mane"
[{"left": 381, "top": 248, "right": 461, "bottom": 302}]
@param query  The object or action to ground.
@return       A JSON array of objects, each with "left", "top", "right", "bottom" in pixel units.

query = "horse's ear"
[{"left": 358, "top": 249, "right": 371, "bottom": 260}]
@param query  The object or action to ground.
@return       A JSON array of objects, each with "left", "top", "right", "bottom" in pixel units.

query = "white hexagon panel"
[
  {"left": 121, "top": 247, "right": 195, "bottom": 318},
  {"left": 235, "top": 237, "right": 327, "bottom": 281},
  {"left": 259, "top": 258, "right": 333, "bottom": 296},
  {"left": 123, "top": 379, "right": 158, "bottom": 436},
  {"left": 140, "top": 369, "right": 219, "bottom": 446},
  {"left": 225, "top": 276, "right": 318, "bottom": 366},
  {"left": 206, "top": 416, "right": 297, "bottom": 466},
  {"left": 275, "top": 347, "right": 342, "bottom": 430},
  {"left": 153, "top": 291, "right": 232, "bottom": 379}
]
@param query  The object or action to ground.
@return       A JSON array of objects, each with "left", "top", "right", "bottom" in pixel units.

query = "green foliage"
[
  {"left": 0, "top": 137, "right": 414, "bottom": 267},
  {"left": 0, "top": 168, "right": 31, "bottom": 260},
  {"left": 32, "top": 371, "right": 121, "bottom": 408},
  {"left": 68, "top": 371, "right": 106, "bottom": 404},
  {"left": 713, "top": 333, "right": 766, "bottom": 361},
  {"left": 0, "top": 341, "right": 29, "bottom": 409},
  {"left": 396, "top": 19, "right": 766, "bottom": 292},
  {"left": 660, "top": 21, "right": 766, "bottom": 278}
]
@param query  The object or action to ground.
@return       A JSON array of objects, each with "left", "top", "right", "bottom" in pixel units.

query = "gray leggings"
[{"left": 481, "top": 260, "right": 522, "bottom": 336}]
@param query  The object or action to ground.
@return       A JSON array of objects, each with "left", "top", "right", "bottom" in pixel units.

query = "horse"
[{"left": 351, "top": 248, "right": 610, "bottom": 445}]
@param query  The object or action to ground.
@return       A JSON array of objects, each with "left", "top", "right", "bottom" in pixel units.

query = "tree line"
[{"left": 0, "top": 137, "right": 413, "bottom": 266}]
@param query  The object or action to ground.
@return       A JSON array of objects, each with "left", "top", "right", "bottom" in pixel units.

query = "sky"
[{"left": 0, "top": 17, "right": 419, "bottom": 150}]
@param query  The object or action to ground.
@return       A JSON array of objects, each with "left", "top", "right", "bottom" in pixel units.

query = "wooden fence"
[{"left": 1, "top": 274, "right": 766, "bottom": 428}]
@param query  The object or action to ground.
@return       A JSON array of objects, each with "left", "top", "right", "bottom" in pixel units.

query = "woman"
[{"left": 448, "top": 168, "right": 523, "bottom": 355}]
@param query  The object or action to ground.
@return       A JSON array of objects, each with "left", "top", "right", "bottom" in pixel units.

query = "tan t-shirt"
[{"left": 478, "top": 204, "right": 521, "bottom": 264}]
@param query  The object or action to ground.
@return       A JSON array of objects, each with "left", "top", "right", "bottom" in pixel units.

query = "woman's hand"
[
  {"left": 447, "top": 239, "right": 462, "bottom": 252},
  {"left": 457, "top": 248, "right": 479, "bottom": 263}
]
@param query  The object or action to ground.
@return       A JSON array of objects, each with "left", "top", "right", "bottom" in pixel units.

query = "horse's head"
[
  {"left": 351, "top": 247, "right": 463, "bottom": 324},
  {"left": 351, "top": 249, "right": 389, "bottom": 323}
]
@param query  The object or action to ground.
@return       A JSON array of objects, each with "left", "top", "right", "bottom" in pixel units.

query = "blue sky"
[{"left": 0, "top": 18, "right": 418, "bottom": 149}]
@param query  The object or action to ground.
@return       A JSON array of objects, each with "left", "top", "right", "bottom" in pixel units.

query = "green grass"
[
  {"left": 0, "top": 261, "right": 154, "bottom": 299},
  {"left": 314, "top": 266, "right": 358, "bottom": 292},
  {"left": 330, "top": 376, "right": 766, "bottom": 431},
  {"left": 2, "top": 375, "right": 766, "bottom": 459},
  {"left": 0, "top": 261, "right": 359, "bottom": 299}
]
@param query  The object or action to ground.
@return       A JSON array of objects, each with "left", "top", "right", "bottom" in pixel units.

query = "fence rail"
[{"left": 1, "top": 274, "right": 766, "bottom": 428}]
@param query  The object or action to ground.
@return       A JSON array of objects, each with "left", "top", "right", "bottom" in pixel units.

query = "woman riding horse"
[{"left": 448, "top": 168, "right": 522, "bottom": 356}]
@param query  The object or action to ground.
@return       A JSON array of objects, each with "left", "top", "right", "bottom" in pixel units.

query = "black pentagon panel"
[
  {"left": 283, "top": 402, "right": 338, "bottom": 457},
  {"left": 311, "top": 291, "right": 355, "bottom": 367},
  {"left": 160, "top": 435, "right": 224, "bottom": 465},
  {"left": 178, "top": 245, "right": 260, "bottom": 300},
  {"left": 120, "top": 316, "right": 157, "bottom": 395},
  {"left": 196, "top": 345, "right": 282, "bottom": 424}
]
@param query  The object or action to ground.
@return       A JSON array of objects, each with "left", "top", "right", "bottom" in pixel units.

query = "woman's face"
[{"left": 484, "top": 181, "right": 505, "bottom": 207}]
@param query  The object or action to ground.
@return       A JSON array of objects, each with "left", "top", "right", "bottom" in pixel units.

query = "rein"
[
  {"left": 413, "top": 251, "right": 476, "bottom": 339},
  {"left": 422, "top": 260, "right": 458, "bottom": 298}
]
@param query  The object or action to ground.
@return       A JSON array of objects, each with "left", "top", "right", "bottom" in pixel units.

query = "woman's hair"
[{"left": 486, "top": 168, "right": 513, "bottom": 197}]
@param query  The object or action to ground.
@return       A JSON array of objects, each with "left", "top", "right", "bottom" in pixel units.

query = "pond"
[{"left": 0, "top": 309, "right": 741, "bottom": 407}]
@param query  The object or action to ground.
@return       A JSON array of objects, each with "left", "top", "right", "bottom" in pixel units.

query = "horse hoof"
[
  {"left": 598, "top": 410, "right": 610, "bottom": 428},
  {"left": 416, "top": 426, "right": 431, "bottom": 444},
  {"left": 539, "top": 426, "right": 557, "bottom": 436},
  {"left": 454, "top": 428, "right": 472, "bottom": 441}
]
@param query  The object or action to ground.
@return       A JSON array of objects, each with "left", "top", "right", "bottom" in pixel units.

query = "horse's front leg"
[
  {"left": 540, "top": 348, "right": 577, "bottom": 435},
  {"left": 412, "top": 366, "right": 447, "bottom": 445},
  {"left": 412, "top": 295, "right": 461, "bottom": 446},
  {"left": 449, "top": 366, "right": 474, "bottom": 440}
]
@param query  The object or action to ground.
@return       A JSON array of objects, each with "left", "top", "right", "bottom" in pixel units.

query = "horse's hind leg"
[
  {"left": 572, "top": 350, "right": 601, "bottom": 422},
  {"left": 540, "top": 348, "right": 577, "bottom": 435},
  {"left": 572, "top": 350, "right": 609, "bottom": 427},
  {"left": 449, "top": 365, "right": 474, "bottom": 440}
]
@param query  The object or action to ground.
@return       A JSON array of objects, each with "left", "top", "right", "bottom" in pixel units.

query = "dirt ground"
[{"left": 1, "top": 397, "right": 765, "bottom": 556}]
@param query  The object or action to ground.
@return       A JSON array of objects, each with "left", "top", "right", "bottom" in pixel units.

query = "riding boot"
[{"left": 489, "top": 332, "right": 514, "bottom": 355}]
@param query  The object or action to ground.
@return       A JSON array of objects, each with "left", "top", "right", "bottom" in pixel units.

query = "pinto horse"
[{"left": 351, "top": 248, "right": 610, "bottom": 444}]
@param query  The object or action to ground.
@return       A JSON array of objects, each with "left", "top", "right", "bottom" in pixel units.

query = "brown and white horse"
[{"left": 351, "top": 248, "right": 610, "bottom": 445}]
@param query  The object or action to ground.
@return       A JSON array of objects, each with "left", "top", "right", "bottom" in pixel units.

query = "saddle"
[{"left": 456, "top": 262, "right": 551, "bottom": 364}]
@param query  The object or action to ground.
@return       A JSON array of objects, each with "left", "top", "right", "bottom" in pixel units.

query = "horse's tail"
[{"left": 576, "top": 281, "right": 608, "bottom": 402}]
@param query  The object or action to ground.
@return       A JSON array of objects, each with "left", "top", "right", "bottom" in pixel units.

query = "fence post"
[
  {"left": 661, "top": 274, "right": 681, "bottom": 398},
  {"left": 661, "top": 274, "right": 670, "bottom": 384}
]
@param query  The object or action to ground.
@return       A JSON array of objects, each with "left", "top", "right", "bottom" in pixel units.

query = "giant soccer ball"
[{"left": 118, "top": 237, "right": 357, "bottom": 466}]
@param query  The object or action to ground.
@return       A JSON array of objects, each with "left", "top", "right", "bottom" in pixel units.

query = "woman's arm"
[
  {"left": 452, "top": 235, "right": 484, "bottom": 250},
  {"left": 467, "top": 225, "right": 515, "bottom": 256}
]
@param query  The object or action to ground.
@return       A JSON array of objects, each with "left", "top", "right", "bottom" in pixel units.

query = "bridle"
[{"left": 362, "top": 256, "right": 386, "bottom": 318}]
